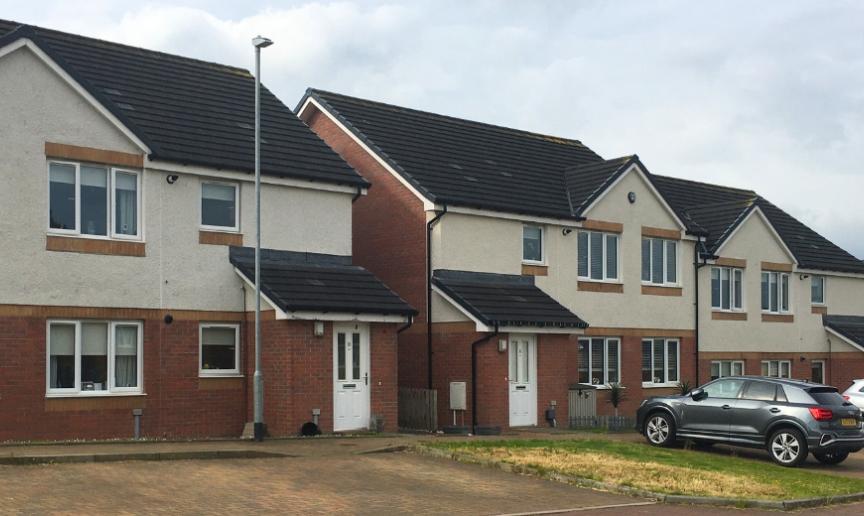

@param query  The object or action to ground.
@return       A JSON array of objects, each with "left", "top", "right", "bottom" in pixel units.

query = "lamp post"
[{"left": 252, "top": 35, "right": 273, "bottom": 442}]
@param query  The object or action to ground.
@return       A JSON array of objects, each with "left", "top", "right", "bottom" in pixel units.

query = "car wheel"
[
  {"left": 644, "top": 412, "right": 676, "bottom": 447},
  {"left": 813, "top": 450, "right": 850, "bottom": 465},
  {"left": 767, "top": 428, "right": 808, "bottom": 467}
]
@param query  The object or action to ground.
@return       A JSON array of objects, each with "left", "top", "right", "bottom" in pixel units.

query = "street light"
[{"left": 252, "top": 34, "right": 272, "bottom": 442}]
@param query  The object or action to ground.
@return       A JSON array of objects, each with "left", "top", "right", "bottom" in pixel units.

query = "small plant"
[
  {"left": 607, "top": 382, "right": 626, "bottom": 417},
  {"left": 677, "top": 380, "right": 692, "bottom": 396}
]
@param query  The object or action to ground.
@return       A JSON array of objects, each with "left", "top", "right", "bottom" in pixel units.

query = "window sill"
[
  {"left": 641, "top": 285, "right": 683, "bottom": 297},
  {"left": 711, "top": 311, "right": 748, "bottom": 321},
  {"left": 577, "top": 281, "right": 623, "bottom": 294},
  {"left": 46, "top": 392, "right": 146, "bottom": 399},
  {"left": 198, "top": 373, "right": 244, "bottom": 378},
  {"left": 199, "top": 230, "right": 244, "bottom": 246},
  {"left": 46, "top": 234, "right": 145, "bottom": 257},
  {"left": 642, "top": 382, "right": 680, "bottom": 389},
  {"left": 762, "top": 313, "right": 794, "bottom": 323}
]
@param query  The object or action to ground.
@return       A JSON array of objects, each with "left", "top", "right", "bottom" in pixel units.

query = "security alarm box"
[{"left": 450, "top": 381, "right": 467, "bottom": 411}]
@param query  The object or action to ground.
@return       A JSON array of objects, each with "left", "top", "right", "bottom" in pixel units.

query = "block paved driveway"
[{"left": 0, "top": 445, "right": 643, "bottom": 515}]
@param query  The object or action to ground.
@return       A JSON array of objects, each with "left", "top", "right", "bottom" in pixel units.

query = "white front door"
[
  {"left": 509, "top": 334, "right": 537, "bottom": 427},
  {"left": 333, "top": 322, "right": 370, "bottom": 432}
]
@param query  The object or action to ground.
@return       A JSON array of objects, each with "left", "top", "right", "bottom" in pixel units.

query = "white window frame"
[
  {"left": 47, "top": 161, "right": 143, "bottom": 241},
  {"left": 200, "top": 181, "right": 240, "bottom": 233},
  {"left": 811, "top": 275, "right": 826, "bottom": 306},
  {"left": 522, "top": 224, "right": 545, "bottom": 265},
  {"left": 577, "top": 231, "right": 620, "bottom": 282},
  {"left": 711, "top": 266, "right": 745, "bottom": 311},
  {"left": 642, "top": 237, "right": 679, "bottom": 286},
  {"left": 45, "top": 320, "right": 144, "bottom": 397},
  {"left": 761, "top": 271, "right": 792, "bottom": 314},
  {"left": 642, "top": 338, "right": 680, "bottom": 387},
  {"left": 199, "top": 323, "right": 241, "bottom": 377},
  {"left": 710, "top": 360, "right": 745, "bottom": 379},
  {"left": 761, "top": 359, "right": 792, "bottom": 378},
  {"left": 577, "top": 337, "right": 621, "bottom": 387}
]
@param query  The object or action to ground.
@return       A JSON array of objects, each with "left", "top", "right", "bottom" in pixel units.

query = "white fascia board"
[
  {"left": 826, "top": 326, "right": 864, "bottom": 353},
  {"left": 580, "top": 163, "right": 688, "bottom": 232},
  {"left": 497, "top": 326, "right": 586, "bottom": 335},
  {"left": 0, "top": 39, "right": 150, "bottom": 154},
  {"left": 146, "top": 159, "right": 363, "bottom": 196},
  {"left": 233, "top": 268, "right": 287, "bottom": 318},
  {"left": 434, "top": 205, "right": 581, "bottom": 227},
  {"left": 797, "top": 268, "right": 864, "bottom": 280},
  {"left": 298, "top": 96, "right": 434, "bottom": 210},
  {"left": 282, "top": 311, "right": 409, "bottom": 323},
  {"left": 714, "top": 206, "right": 798, "bottom": 265}
]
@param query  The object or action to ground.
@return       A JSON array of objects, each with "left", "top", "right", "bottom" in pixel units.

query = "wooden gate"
[{"left": 398, "top": 387, "right": 438, "bottom": 432}]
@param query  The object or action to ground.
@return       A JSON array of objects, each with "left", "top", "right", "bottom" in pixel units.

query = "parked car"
[
  {"left": 842, "top": 379, "right": 864, "bottom": 411},
  {"left": 636, "top": 376, "right": 864, "bottom": 467}
]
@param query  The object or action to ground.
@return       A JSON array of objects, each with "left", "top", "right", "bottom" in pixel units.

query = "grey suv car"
[{"left": 636, "top": 376, "right": 864, "bottom": 467}]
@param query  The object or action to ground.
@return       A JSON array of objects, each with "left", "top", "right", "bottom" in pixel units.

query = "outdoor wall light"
[
  {"left": 163, "top": 314, "right": 174, "bottom": 325},
  {"left": 628, "top": 191, "right": 637, "bottom": 203},
  {"left": 562, "top": 228, "right": 573, "bottom": 236},
  {"left": 799, "top": 274, "right": 810, "bottom": 280},
  {"left": 498, "top": 339, "right": 507, "bottom": 352},
  {"left": 166, "top": 174, "right": 179, "bottom": 184},
  {"left": 314, "top": 321, "right": 325, "bottom": 337}
]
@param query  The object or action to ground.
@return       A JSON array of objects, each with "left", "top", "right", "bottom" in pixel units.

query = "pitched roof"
[
  {"left": 823, "top": 315, "right": 864, "bottom": 351},
  {"left": 432, "top": 270, "right": 588, "bottom": 329},
  {"left": 230, "top": 247, "right": 416, "bottom": 317},
  {"left": 303, "top": 89, "right": 862, "bottom": 274},
  {"left": 654, "top": 175, "right": 864, "bottom": 273},
  {"left": 0, "top": 20, "right": 366, "bottom": 188},
  {"left": 301, "top": 89, "right": 603, "bottom": 219}
]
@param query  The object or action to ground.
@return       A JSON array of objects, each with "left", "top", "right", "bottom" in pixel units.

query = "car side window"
[
  {"left": 742, "top": 381, "right": 777, "bottom": 402},
  {"left": 703, "top": 379, "right": 744, "bottom": 399}
]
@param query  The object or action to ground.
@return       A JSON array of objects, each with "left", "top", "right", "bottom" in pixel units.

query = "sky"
[{"left": 3, "top": 0, "right": 863, "bottom": 258}]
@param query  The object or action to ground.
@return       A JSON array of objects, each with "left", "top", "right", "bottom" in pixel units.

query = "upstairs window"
[
  {"left": 48, "top": 161, "right": 140, "bottom": 239},
  {"left": 577, "top": 231, "right": 619, "bottom": 281},
  {"left": 201, "top": 182, "right": 239, "bottom": 231},
  {"left": 711, "top": 267, "right": 744, "bottom": 311},
  {"left": 811, "top": 276, "right": 826, "bottom": 305},
  {"left": 761, "top": 271, "right": 790, "bottom": 313},
  {"left": 522, "top": 225, "right": 543, "bottom": 263},
  {"left": 642, "top": 238, "right": 677, "bottom": 285}
]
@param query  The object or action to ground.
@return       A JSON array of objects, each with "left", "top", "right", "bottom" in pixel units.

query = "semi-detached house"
[
  {"left": 298, "top": 89, "right": 864, "bottom": 431},
  {"left": 0, "top": 21, "right": 415, "bottom": 442}
]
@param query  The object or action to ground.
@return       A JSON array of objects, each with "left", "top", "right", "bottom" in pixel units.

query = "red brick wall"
[
  {"left": 0, "top": 313, "right": 399, "bottom": 442},
  {"left": 301, "top": 106, "right": 429, "bottom": 391},
  {"left": 699, "top": 351, "right": 863, "bottom": 393}
]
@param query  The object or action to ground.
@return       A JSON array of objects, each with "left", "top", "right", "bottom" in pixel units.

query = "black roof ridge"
[
  {"left": 306, "top": 88, "right": 592, "bottom": 150},
  {"left": 825, "top": 315, "right": 864, "bottom": 324},
  {"left": 564, "top": 154, "right": 635, "bottom": 172},
  {"left": 0, "top": 19, "right": 252, "bottom": 75},
  {"left": 654, "top": 173, "right": 757, "bottom": 196},
  {"left": 681, "top": 197, "right": 758, "bottom": 212},
  {"left": 433, "top": 269, "right": 534, "bottom": 286}
]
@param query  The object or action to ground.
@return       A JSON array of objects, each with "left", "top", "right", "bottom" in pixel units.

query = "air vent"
[
  {"left": 510, "top": 295, "right": 527, "bottom": 303},
  {"left": 237, "top": 122, "right": 253, "bottom": 130},
  {"left": 500, "top": 171, "right": 513, "bottom": 177},
  {"left": 485, "top": 159, "right": 497, "bottom": 165},
  {"left": 449, "top": 163, "right": 463, "bottom": 170},
  {"left": 307, "top": 279, "right": 326, "bottom": 287},
  {"left": 463, "top": 176, "right": 479, "bottom": 183},
  {"left": 103, "top": 88, "right": 123, "bottom": 96},
  {"left": 116, "top": 103, "right": 135, "bottom": 111}
]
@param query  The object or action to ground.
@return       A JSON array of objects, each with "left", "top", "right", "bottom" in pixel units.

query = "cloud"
[{"left": 5, "top": 0, "right": 864, "bottom": 257}]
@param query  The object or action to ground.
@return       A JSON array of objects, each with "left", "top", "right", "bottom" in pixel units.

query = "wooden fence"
[{"left": 398, "top": 387, "right": 438, "bottom": 432}]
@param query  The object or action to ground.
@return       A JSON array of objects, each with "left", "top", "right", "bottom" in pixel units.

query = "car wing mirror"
[{"left": 690, "top": 388, "right": 707, "bottom": 401}]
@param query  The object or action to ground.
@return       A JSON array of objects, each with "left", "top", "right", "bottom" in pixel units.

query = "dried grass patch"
[{"left": 466, "top": 447, "right": 786, "bottom": 499}]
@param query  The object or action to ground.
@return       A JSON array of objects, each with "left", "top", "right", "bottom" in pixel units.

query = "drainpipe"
[
  {"left": 351, "top": 186, "right": 363, "bottom": 203},
  {"left": 471, "top": 326, "right": 499, "bottom": 434},
  {"left": 397, "top": 316, "right": 414, "bottom": 334},
  {"left": 426, "top": 206, "right": 448, "bottom": 389},
  {"left": 693, "top": 236, "right": 709, "bottom": 385}
]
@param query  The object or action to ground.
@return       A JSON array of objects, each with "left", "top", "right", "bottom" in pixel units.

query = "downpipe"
[
  {"left": 426, "top": 206, "right": 447, "bottom": 389},
  {"left": 471, "top": 327, "right": 499, "bottom": 434}
]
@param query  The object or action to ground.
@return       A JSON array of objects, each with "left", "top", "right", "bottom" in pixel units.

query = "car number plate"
[{"left": 840, "top": 418, "right": 858, "bottom": 427}]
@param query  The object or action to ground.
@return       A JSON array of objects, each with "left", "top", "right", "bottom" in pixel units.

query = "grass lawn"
[{"left": 423, "top": 438, "right": 864, "bottom": 501}]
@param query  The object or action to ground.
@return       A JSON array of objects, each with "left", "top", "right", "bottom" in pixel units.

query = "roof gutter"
[
  {"left": 426, "top": 205, "right": 448, "bottom": 389},
  {"left": 471, "top": 325, "right": 499, "bottom": 434}
]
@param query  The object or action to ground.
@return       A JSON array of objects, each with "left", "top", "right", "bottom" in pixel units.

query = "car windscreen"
[{"left": 808, "top": 387, "right": 847, "bottom": 405}]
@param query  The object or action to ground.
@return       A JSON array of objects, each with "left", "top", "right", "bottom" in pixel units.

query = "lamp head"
[{"left": 252, "top": 36, "right": 273, "bottom": 49}]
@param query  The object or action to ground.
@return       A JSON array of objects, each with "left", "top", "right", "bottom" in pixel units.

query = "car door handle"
[
  {"left": 769, "top": 408, "right": 781, "bottom": 413},
  {"left": 722, "top": 405, "right": 732, "bottom": 410}
]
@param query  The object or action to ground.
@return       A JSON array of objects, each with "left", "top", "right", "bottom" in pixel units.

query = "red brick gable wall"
[{"left": 301, "top": 105, "right": 430, "bottom": 389}]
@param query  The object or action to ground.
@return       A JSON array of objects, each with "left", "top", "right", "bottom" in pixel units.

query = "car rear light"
[
  {"left": 843, "top": 395, "right": 851, "bottom": 401},
  {"left": 809, "top": 407, "right": 833, "bottom": 421}
]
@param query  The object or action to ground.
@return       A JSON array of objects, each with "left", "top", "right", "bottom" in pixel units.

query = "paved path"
[{"left": 0, "top": 443, "right": 643, "bottom": 515}]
